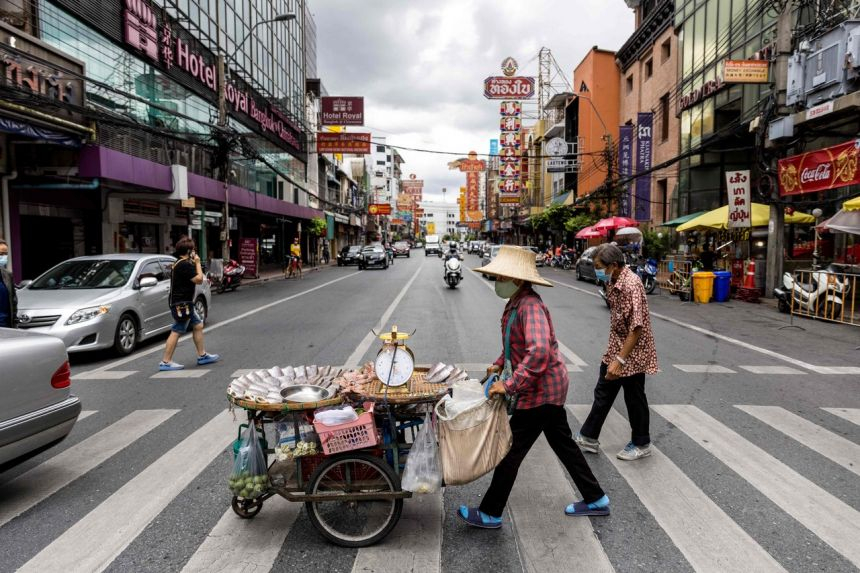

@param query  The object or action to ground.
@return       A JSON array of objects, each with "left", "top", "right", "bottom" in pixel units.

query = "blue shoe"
[
  {"left": 159, "top": 361, "right": 184, "bottom": 371},
  {"left": 457, "top": 506, "right": 502, "bottom": 529},
  {"left": 197, "top": 353, "right": 220, "bottom": 366},
  {"left": 565, "top": 494, "right": 610, "bottom": 516}
]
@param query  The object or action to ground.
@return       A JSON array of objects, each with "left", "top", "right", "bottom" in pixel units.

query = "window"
[
  {"left": 138, "top": 261, "right": 165, "bottom": 283},
  {"left": 661, "top": 38, "right": 671, "bottom": 63},
  {"left": 377, "top": 160, "right": 385, "bottom": 166},
  {"left": 386, "top": 155, "right": 392, "bottom": 162},
  {"left": 645, "top": 59, "right": 653, "bottom": 80},
  {"left": 660, "top": 93, "right": 670, "bottom": 142},
  {"left": 377, "top": 145, "right": 386, "bottom": 152},
  {"left": 626, "top": 75, "right": 634, "bottom": 94},
  {"left": 657, "top": 179, "right": 668, "bottom": 223}
]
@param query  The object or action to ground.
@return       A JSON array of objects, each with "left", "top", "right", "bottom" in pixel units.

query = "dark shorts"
[{"left": 170, "top": 303, "right": 203, "bottom": 333}]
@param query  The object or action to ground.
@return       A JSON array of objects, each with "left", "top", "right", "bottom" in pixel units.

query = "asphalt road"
[{"left": 1, "top": 252, "right": 859, "bottom": 573}]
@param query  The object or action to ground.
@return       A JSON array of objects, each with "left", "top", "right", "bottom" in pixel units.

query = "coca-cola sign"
[
  {"left": 778, "top": 139, "right": 860, "bottom": 196},
  {"left": 484, "top": 76, "right": 535, "bottom": 100}
]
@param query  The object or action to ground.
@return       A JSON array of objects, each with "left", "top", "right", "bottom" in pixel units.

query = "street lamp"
[
  {"left": 812, "top": 207, "right": 823, "bottom": 269},
  {"left": 217, "top": 13, "right": 296, "bottom": 261}
]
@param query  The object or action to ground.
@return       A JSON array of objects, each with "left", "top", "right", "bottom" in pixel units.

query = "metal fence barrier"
[
  {"left": 789, "top": 269, "right": 859, "bottom": 327},
  {"left": 658, "top": 259, "right": 693, "bottom": 299}
]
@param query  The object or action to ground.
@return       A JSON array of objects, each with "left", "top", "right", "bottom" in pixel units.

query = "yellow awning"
[
  {"left": 676, "top": 203, "right": 815, "bottom": 232},
  {"left": 844, "top": 196, "right": 860, "bottom": 211}
]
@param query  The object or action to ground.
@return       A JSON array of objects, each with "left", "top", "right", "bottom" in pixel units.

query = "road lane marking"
[
  {"left": 150, "top": 369, "right": 210, "bottom": 379},
  {"left": 78, "top": 271, "right": 362, "bottom": 377},
  {"left": 737, "top": 406, "right": 860, "bottom": 477},
  {"left": 18, "top": 410, "right": 237, "bottom": 573},
  {"left": 673, "top": 364, "right": 736, "bottom": 374},
  {"left": 344, "top": 263, "right": 424, "bottom": 368},
  {"left": 568, "top": 405, "right": 786, "bottom": 573},
  {"left": 0, "top": 410, "right": 178, "bottom": 529},
  {"left": 822, "top": 407, "right": 860, "bottom": 426},
  {"left": 74, "top": 371, "right": 137, "bottom": 380},
  {"left": 351, "top": 491, "right": 443, "bottom": 573},
  {"left": 508, "top": 437, "right": 615, "bottom": 572},
  {"left": 653, "top": 405, "right": 860, "bottom": 568},
  {"left": 804, "top": 366, "right": 860, "bottom": 375},
  {"left": 180, "top": 496, "right": 300, "bottom": 573},
  {"left": 738, "top": 366, "right": 805, "bottom": 375}
]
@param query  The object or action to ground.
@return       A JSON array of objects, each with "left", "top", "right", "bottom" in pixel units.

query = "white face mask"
[
  {"left": 494, "top": 279, "right": 520, "bottom": 299},
  {"left": 0, "top": 254, "right": 7, "bottom": 268}
]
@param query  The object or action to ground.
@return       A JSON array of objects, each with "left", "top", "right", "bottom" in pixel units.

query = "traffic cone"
[{"left": 743, "top": 259, "right": 756, "bottom": 289}]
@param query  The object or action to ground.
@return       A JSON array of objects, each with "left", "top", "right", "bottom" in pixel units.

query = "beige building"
[{"left": 617, "top": 0, "right": 679, "bottom": 225}]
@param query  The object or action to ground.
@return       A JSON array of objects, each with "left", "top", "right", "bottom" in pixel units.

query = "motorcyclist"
[{"left": 444, "top": 241, "right": 460, "bottom": 261}]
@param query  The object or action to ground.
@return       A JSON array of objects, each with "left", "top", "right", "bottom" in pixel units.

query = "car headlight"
[{"left": 65, "top": 305, "right": 111, "bottom": 325}]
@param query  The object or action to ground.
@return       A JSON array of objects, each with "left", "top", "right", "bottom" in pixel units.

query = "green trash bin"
[{"left": 692, "top": 272, "right": 715, "bottom": 304}]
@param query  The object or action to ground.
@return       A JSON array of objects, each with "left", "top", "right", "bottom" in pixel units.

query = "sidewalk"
[{"left": 241, "top": 262, "right": 335, "bottom": 286}]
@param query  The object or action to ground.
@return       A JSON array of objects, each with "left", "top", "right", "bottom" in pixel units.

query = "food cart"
[{"left": 226, "top": 327, "right": 465, "bottom": 547}]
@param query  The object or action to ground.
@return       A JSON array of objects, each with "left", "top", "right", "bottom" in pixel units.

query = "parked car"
[
  {"left": 392, "top": 241, "right": 411, "bottom": 258},
  {"left": 358, "top": 245, "right": 389, "bottom": 270},
  {"left": 481, "top": 245, "right": 502, "bottom": 280},
  {"left": 337, "top": 245, "right": 363, "bottom": 266},
  {"left": 0, "top": 329, "right": 81, "bottom": 469},
  {"left": 520, "top": 245, "right": 545, "bottom": 267},
  {"left": 575, "top": 246, "right": 601, "bottom": 283},
  {"left": 15, "top": 254, "right": 212, "bottom": 356},
  {"left": 413, "top": 241, "right": 423, "bottom": 249},
  {"left": 481, "top": 243, "right": 495, "bottom": 259}
]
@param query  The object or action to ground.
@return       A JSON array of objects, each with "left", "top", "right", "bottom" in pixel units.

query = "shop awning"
[
  {"left": 676, "top": 203, "right": 815, "bottom": 232},
  {"left": 551, "top": 191, "right": 573, "bottom": 206},
  {"left": 821, "top": 209, "right": 860, "bottom": 235},
  {"left": 658, "top": 211, "right": 708, "bottom": 227},
  {"left": 844, "top": 196, "right": 860, "bottom": 211}
]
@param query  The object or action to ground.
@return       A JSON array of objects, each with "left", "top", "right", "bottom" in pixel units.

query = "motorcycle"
[
  {"left": 633, "top": 257, "right": 658, "bottom": 294},
  {"left": 773, "top": 264, "right": 848, "bottom": 317},
  {"left": 210, "top": 259, "right": 246, "bottom": 293},
  {"left": 444, "top": 255, "right": 462, "bottom": 289}
]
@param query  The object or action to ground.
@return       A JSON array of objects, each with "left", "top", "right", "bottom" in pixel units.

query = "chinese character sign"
[
  {"left": 725, "top": 170, "right": 751, "bottom": 228},
  {"left": 618, "top": 125, "right": 634, "bottom": 218},
  {"left": 634, "top": 112, "right": 653, "bottom": 221}
]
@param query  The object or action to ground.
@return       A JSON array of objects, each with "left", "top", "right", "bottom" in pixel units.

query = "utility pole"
[
  {"left": 604, "top": 134, "right": 614, "bottom": 215},
  {"left": 217, "top": 53, "right": 230, "bottom": 262},
  {"left": 766, "top": 0, "right": 794, "bottom": 297}
]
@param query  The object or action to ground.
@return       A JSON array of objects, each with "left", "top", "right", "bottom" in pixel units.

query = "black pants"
[
  {"left": 479, "top": 405, "right": 605, "bottom": 518},
  {"left": 580, "top": 363, "right": 650, "bottom": 446}
]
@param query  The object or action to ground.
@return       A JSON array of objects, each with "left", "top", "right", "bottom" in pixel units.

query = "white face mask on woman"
[
  {"left": 0, "top": 254, "right": 7, "bottom": 268},
  {"left": 494, "top": 278, "right": 520, "bottom": 299}
]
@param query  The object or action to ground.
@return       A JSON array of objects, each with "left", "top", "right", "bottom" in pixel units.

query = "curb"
[{"left": 241, "top": 265, "right": 335, "bottom": 287}]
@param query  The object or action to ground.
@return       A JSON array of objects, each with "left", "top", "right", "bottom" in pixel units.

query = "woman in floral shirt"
[{"left": 575, "top": 243, "right": 658, "bottom": 461}]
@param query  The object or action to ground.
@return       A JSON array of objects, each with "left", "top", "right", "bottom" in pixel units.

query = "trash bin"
[
  {"left": 692, "top": 272, "right": 715, "bottom": 303},
  {"left": 712, "top": 271, "right": 732, "bottom": 302}
]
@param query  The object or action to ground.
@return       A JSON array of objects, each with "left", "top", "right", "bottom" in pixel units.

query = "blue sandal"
[
  {"left": 457, "top": 506, "right": 502, "bottom": 529},
  {"left": 565, "top": 496, "right": 610, "bottom": 517}
]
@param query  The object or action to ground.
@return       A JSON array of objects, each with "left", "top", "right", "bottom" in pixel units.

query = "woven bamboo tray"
[
  {"left": 228, "top": 394, "right": 344, "bottom": 412},
  {"left": 345, "top": 367, "right": 450, "bottom": 404}
]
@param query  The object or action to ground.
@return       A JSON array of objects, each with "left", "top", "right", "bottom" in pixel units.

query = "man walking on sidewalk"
[
  {"left": 159, "top": 238, "right": 220, "bottom": 371},
  {"left": 575, "top": 243, "right": 658, "bottom": 461}
]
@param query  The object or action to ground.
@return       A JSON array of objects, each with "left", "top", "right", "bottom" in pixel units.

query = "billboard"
[
  {"left": 320, "top": 96, "right": 364, "bottom": 126},
  {"left": 634, "top": 112, "right": 653, "bottom": 221},
  {"left": 778, "top": 138, "right": 860, "bottom": 196},
  {"left": 483, "top": 76, "right": 535, "bottom": 99},
  {"left": 316, "top": 132, "right": 371, "bottom": 154}
]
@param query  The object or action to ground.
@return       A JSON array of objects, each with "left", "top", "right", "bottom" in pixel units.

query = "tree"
[{"left": 564, "top": 212, "right": 598, "bottom": 234}]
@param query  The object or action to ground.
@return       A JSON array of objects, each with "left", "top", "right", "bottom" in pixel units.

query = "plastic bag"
[
  {"left": 401, "top": 413, "right": 442, "bottom": 494},
  {"left": 228, "top": 422, "right": 269, "bottom": 499}
]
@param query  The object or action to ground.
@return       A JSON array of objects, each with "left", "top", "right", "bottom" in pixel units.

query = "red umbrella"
[
  {"left": 593, "top": 216, "right": 639, "bottom": 231},
  {"left": 575, "top": 225, "right": 606, "bottom": 239}
]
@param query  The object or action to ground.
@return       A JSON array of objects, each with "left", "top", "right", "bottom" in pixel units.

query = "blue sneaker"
[
  {"left": 565, "top": 494, "right": 610, "bottom": 516},
  {"left": 159, "top": 361, "right": 184, "bottom": 371},
  {"left": 197, "top": 352, "right": 220, "bottom": 366}
]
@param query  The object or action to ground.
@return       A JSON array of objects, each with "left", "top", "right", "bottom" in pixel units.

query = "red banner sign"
[
  {"left": 500, "top": 101, "right": 522, "bottom": 116},
  {"left": 778, "top": 139, "right": 860, "bottom": 196},
  {"left": 368, "top": 203, "right": 392, "bottom": 215},
  {"left": 316, "top": 132, "right": 371, "bottom": 154},
  {"left": 321, "top": 97, "right": 364, "bottom": 126},
  {"left": 484, "top": 76, "right": 535, "bottom": 99},
  {"left": 500, "top": 117, "right": 521, "bottom": 132}
]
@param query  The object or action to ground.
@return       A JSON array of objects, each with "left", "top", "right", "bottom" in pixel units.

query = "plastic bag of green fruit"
[{"left": 228, "top": 422, "right": 269, "bottom": 498}]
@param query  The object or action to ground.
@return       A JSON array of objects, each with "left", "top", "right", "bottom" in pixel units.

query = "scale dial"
[{"left": 374, "top": 344, "right": 415, "bottom": 387}]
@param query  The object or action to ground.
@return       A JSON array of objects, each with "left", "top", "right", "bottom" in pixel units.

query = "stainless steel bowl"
[{"left": 280, "top": 384, "right": 336, "bottom": 403}]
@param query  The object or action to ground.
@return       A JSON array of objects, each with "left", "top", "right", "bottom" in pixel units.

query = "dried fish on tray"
[{"left": 227, "top": 364, "right": 347, "bottom": 411}]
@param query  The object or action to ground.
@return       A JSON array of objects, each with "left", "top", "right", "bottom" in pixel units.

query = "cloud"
[{"left": 311, "top": 0, "right": 634, "bottom": 201}]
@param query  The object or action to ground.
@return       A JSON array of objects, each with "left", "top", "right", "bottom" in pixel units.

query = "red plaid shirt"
[{"left": 493, "top": 286, "right": 569, "bottom": 409}]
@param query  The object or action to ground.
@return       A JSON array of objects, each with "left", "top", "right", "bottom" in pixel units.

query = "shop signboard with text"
[
  {"left": 778, "top": 139, "right": 860, "bottom": 196},
  {"left": 634, "top": 112, "right": 653, "bottom": 221},
  {"left": 321, "top": 97, "right": 364, "bottom": 126},
  {"left": 723, "top": 60, "right": 769, "bottom": 84},
  {"left": 368, "top": 203, "right": 392, "bottom": 215},
  {"left": 239, "top": 238, "right": 258, "bottom": 278},
  {"left": 316, "top": 132, "right": 372, "bottom": 154},
  {"left": 618, "top": 125, "right": 634, "bottom": 218},
  {"left": 725, "top": 170, "right": 751, "bottom": 228}
]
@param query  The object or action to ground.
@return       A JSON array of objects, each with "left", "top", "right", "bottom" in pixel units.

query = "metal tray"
[{"left": 280, "top": 384, "right": 336, "bottom": 403}]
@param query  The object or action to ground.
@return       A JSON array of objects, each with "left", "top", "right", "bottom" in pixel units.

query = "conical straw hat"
[{"left": 472, "top": 245, "right": 553, "bottom": 287}]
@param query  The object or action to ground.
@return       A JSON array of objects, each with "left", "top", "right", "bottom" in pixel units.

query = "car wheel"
[
  {"left": 194, "top": 297, "right": 208, "bottom": 324},
  {"left": 407, "top": 253, "right": 410, "bottom": 258},
  {"left": 114, "top": 313, "right": 138, "bottom": 356}
]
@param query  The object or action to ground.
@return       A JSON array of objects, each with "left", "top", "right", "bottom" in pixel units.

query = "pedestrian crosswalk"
[{"left": 3, "top": 403, "right": 858, "bottom": 573}]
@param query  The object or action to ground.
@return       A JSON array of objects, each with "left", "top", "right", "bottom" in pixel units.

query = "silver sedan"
[{"left": 16, "top": 254, "right": 212, "bottom": 355}]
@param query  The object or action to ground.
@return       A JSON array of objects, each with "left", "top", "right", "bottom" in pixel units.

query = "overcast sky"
[{"left": 312, "top": 0, "right": 634, "bottom": 203}]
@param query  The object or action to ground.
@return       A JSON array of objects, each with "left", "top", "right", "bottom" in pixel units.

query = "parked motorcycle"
[
  {"left": 210, "top": 259, "right": 246, "bottom": 293},
  {"left": 444, "top": 256, "right": 462, "bottom": 289},
  {"left": 633, "top": 257, "right": 658, "bottom": 294},
  {"left": 773, "top": 264, "right": 848, "bottom": 317}
]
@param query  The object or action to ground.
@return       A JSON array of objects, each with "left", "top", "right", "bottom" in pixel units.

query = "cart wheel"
[
  {"left": 231, "top": 496, "right": 263, "bottom": 519},
  {"left": 305, "top": 453, "right": 403, "bottom": 547}
]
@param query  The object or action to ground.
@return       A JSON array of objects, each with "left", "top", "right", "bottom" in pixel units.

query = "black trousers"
[
  {"left": 479, "top": 405, "right": 605, "bottom": 518},
  {"left": 580, "top": 363, "right": 650, "bottom": 446}
]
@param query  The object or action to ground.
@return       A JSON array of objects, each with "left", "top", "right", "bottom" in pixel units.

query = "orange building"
[{"left": 572, "top": 47, "right": 621, "bottom": 201}]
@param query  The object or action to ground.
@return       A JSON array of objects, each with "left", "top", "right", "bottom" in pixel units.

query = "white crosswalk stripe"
[
  {"left": 0, "top": 409, "right": 177, "bottom": 529},
  {"left": 151, "top": 369, "right": 211, "bottom": 379},
  {"left": 673, "top": 364, "right": 736, "bottom": 373},
  {"left": 653, "top": 405, "right": 860, "bottom": 568},
  {"left": 822, "top": 407, "right": 860, "bottom": 426},
  {"left": 78, "top": 410, "right": 98, "bottom": 420},
  {"left": 18, "top": 410, "right": 238, "bottom": 573},
  {"left": 804, "top": 366, "right": 860, "bottom": 375},
  {"left": 567, "top": 406, "right": 786, "bottom": 573},
  {"left": 737, "top": 405, "right": 860, "bottom": 477},
  {"left": 74, "top": 370, "right": 137, "bottom": 380},
  {"left": 738, "top": 365, "right": 805, "bottom": 375}
]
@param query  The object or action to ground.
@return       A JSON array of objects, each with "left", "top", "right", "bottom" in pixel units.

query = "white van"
[{"left": 424, "top": 234, "right": 442, "bottom": 256}]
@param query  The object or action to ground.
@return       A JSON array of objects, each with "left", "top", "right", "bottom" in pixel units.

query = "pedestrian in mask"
[
  {"left": 575, "top": 243, "right": 658, "bottom": 461},
  {"left": 0, "top": 239, "right": 17, "bottom": 328},
  {"left": 457, "top": 246, "right": 609, "bottom": 529}
]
